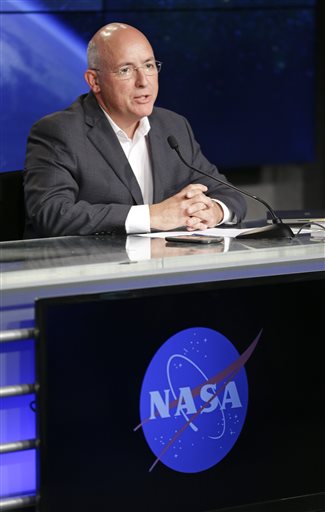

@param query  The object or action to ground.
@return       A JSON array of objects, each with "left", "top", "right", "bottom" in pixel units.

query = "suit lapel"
[
  {"left": 147, "top": 118, "right": 166, "bottom": 204},
  {"left": 83, "top": 94, "right": 144, "bottom": 205}
]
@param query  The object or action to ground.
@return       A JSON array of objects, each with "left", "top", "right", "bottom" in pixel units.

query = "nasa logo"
[{"left": 135, "top": 327, "right": 261, "bottom": 473}]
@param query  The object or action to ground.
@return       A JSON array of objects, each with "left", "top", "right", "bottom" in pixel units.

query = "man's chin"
[
  {"left": 133, "top": 98, "right": 154, "bottom": 114},
  {"left": 135, "top": 105, "right": 154, "bottom": 117}
]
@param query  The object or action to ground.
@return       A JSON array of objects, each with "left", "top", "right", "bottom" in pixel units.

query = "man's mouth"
[{"left": 134, "top": 94, "right": 151, "bottom": 102}]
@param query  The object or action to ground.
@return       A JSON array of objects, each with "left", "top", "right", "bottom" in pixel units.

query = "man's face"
[{"left": 93, "top": 30, "right": 159, "bottom": 132}]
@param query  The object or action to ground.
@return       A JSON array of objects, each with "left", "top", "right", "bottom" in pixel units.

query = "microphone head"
[{"left": 167, "top": 135, "right": 179, "bottom": 150}]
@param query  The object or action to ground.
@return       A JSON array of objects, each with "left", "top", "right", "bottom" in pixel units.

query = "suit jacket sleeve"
[{"left": 24, "top": 93, "right": 142, "bottom": 238}]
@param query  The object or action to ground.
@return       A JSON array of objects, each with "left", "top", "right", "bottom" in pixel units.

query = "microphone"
[{"left": 167, "top": 135, "right": 294, "bottom": 239}]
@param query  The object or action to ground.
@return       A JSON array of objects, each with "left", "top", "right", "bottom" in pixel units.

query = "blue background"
[{"left": 0, "top": 0, "right": 316, "bottom": 172}]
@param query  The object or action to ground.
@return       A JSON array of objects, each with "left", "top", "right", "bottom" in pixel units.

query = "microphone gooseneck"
[{"left": 167, "top": 135, "right": 294, "bottom": 239}]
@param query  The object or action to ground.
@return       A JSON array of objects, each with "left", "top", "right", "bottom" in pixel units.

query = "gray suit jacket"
[{"left": 24, "top": 92, "right": 246, "bottom": 238}]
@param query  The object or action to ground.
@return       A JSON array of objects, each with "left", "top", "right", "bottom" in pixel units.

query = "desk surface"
[{"left": 1, "top": 232, "right": 324, "bottom": 293}]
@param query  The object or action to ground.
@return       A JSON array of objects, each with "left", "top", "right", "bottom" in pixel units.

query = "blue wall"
[{"left": 0, "top": 0, "right": 316, "bottom": 173}]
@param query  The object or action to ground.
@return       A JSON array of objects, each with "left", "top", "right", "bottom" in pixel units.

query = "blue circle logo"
[{"left": 138, "top": 327, "right": 251, "bottom": 473}]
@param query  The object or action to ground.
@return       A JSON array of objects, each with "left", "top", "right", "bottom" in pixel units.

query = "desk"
[
  {"left": 1, "top": 233, "right": 324, "bottom": 320},
  {"left": 0, "top": 233, "right": 324, "bottom": 511}
]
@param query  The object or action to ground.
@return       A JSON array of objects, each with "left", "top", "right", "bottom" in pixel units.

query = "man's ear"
[{"left": 84, "top": 69, "right": 100, "bottom": 93}]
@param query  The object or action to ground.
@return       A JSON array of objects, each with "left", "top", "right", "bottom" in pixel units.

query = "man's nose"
[{"left": 135, "top": 67, "right": 149, "bottom": 84}]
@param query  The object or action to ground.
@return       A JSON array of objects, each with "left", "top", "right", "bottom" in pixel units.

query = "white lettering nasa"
[{"left": 149, "top": 381, "right": 242, "bottom": 420}]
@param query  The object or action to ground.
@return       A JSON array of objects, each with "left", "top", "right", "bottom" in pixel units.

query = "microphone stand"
[{"left": 167, "top": 136, "right": 294, "bottom": 240}]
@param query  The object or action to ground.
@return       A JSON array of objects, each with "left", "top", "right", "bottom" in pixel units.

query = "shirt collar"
[{"left": 100, "top": 107, "right": 150, "bottom": 141}]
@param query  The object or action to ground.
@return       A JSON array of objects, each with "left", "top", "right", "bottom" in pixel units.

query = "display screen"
[
  {"left": 1, "top": 0, "right": 316, "bottom": 172},
  {"left": 36, "top": 273, "right": 325, "bottom": 512}
]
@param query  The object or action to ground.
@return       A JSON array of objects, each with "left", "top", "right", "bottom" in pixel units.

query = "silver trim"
[
  {"left": 0, "top": 328, "right": 36, "bottom": 343},
  {"left": 0, "top": 494, "right": 37, "bottom": 510},
  {"left": 0, "top": 439, "right": 39, "bottom": 454},
  {"left": 0, "top": 384, "right": 37, "bottom": 398}
]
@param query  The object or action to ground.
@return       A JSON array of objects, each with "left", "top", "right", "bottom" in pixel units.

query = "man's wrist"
[{"left": 212, "top": 199, "right": 232, "bottom": 225}]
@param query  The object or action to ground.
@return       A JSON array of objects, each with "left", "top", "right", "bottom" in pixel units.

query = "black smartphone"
[{"left": 165, "top": 235, "right": 223, "bottom": 244}]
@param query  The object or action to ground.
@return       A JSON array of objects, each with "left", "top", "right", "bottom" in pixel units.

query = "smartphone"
[{"left": 165, "top": 235, "right": 223, "bottom": 244}]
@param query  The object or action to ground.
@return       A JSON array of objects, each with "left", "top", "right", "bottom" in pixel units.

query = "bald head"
[{"left": 87, "top": 23, "right": 152, "bottom": 71}]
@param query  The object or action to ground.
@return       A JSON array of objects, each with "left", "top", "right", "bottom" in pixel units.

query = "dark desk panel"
[{"left": 36, "top": 274, "right": 325, "bottom": 511}]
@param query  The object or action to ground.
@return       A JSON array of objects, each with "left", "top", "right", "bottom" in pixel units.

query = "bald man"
[{"left": 24, "top": 23, "right": 246, "bottom": 238}]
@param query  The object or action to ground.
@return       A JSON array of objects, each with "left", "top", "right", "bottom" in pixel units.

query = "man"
[{"left": 24, "top": 23, "right": 246, "bottom": 238}]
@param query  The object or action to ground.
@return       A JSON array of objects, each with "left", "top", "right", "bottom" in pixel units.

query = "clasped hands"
[{"left": 149, "top": 183, "right": 223, "bottom": 232}]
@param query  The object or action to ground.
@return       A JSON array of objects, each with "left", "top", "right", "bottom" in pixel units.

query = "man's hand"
[
  {"left": 186, "top": 197, "right": 224, "bottom": 231},
  {"left": 149, "top": 184, "right": 224, "bottom": 231}
]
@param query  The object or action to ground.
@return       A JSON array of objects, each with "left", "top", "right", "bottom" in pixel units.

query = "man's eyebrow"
[{"left": 117, "top": 57, "right": 156, "bottom": 66}]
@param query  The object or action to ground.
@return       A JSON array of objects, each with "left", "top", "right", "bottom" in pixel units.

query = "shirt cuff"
[
  {"left": 213, "top": 199, "right": 234, "bottom": 225},
  {"left": 125, "top": 204, "right": 151, "bottom": 234}
]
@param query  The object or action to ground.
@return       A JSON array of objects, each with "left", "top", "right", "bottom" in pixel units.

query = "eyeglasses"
[{"left": 91, "top": 60, "right": 162, "bottom": 80}]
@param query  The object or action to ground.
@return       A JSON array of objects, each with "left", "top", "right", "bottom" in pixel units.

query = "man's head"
[{"left": 84, "top": 23, "right": 160, "bottom": 137}]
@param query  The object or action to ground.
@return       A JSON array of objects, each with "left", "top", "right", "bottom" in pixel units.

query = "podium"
[{"left": 0, "top": 233, "right": 324, "bottom": 511}]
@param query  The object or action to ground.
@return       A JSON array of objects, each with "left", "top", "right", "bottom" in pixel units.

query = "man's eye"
[
  {"left": 119, "top": 66, "right": 131, "bottom": 75},
  {"left": 145, "top": 62, "right": 155, "bottom": 70}
]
